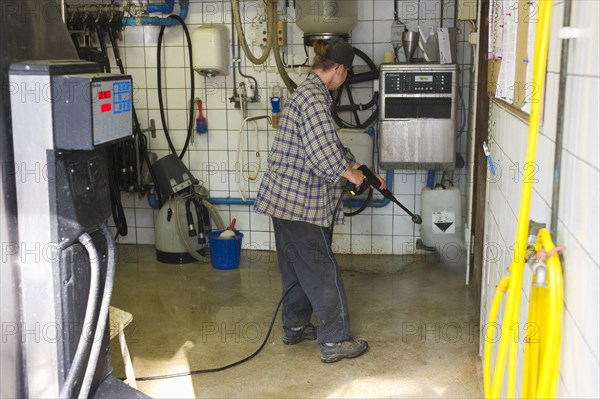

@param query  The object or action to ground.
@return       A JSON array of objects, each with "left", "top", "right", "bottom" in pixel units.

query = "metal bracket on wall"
[{"left": 140, "top": 119, "right": 157, "bottom": 138}]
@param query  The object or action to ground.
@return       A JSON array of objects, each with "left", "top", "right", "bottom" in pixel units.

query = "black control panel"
[{"left": 384, "top": 72, "right": 453, "bottom": 94}]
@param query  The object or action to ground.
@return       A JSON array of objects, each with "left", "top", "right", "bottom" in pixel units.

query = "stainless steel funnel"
[{"left": 402, "top": 31, "right": 419, "bottom": 62}]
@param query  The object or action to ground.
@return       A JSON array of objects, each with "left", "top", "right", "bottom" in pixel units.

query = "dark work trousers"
[{"left": 272, "top": 217, "right": 350, "bottom": 343}]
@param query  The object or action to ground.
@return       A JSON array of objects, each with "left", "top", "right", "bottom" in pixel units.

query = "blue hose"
[{"left": 147, "top": 0, "right": 175, "bottom": 14}]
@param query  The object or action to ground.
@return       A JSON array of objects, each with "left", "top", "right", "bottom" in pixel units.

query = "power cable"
[{"left": 157, "top": 15, "right": 195, "bottom": 159}]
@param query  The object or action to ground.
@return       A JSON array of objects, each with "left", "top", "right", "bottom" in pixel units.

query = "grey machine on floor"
[{"left": 1, "top": 1, "right": 148, "bottom": 397}]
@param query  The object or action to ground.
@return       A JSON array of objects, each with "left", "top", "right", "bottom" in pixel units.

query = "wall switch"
[
  {"left": 277, "top": 20, "right": 286, "bottom": 47},
  {"left": 252, "top": 21, "right": 268, "bottom": 47}
]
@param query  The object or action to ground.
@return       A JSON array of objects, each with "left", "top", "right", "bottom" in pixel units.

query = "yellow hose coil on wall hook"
[
  {"left": 527, "top": 229, "right": 564, "bottom": 398},
  {"left": 483, "top": 0, "right": 561, "bottom": 398}
]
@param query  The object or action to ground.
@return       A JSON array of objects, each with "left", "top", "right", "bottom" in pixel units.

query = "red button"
[
  {"left": 98, "top": 91, "right": 104, "bottom": 99},
  {"left": 101, "top": 103, "right": 112, "bottom": 112},
  {"left": 103, "top": 90, "right": 111, "bottom": 99}
]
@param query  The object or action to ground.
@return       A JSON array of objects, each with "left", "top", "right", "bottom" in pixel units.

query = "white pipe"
[
  {"left": 78, "top": 224, "right": 117, "bottom": 398},
  {"left": 59, "top": 233, "right": 100, "bottom": 399}
]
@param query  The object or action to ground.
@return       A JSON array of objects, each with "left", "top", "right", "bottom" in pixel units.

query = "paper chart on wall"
[
  {"left": 521, "top": 0, "right": 538, "bottom": 113},
  {"left": 488, "top": 0, "right": 496, "bottom": 59},
  {"left": 496, "top": 0, "right": 519, "bottom": 103}
]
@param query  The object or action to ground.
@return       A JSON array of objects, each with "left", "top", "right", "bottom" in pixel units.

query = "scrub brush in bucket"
[
  {"left": 195, "top": 98, "right": 207, "bottom": 134},
  {"left": 219, "top": 218, "right": 237, "bottom": 239}
]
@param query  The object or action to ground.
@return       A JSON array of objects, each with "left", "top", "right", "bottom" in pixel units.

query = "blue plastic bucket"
[{"left": 208, "top": 230, "right": 244, "bottom": 270}]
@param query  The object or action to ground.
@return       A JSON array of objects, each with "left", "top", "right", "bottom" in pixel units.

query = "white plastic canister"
[
  {"left": 191, "top": 24, "right": 230, "bottom": 77},
  {"left": 420, "top": 186, "right": 463, "bottom": 250}
]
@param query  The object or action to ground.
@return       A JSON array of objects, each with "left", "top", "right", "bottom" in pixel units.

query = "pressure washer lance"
[{"left": 350, "top": 165, "right": 422, "bottom": 225}]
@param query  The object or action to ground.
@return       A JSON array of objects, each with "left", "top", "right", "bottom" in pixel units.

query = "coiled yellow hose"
[
  {"left": 521, "top": 228, "right": 564, "bottom": 398},
  {"left": 483, "top": 0, "right": 561, "bottom": 397}
]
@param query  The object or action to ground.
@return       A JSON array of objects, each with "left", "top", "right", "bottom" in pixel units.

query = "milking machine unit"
[
  {"left": 8, "top": 59, "right": 146, "bottom": 397},
  {"left": 152, "top": 154, "right": 223, "bottom": 264}
]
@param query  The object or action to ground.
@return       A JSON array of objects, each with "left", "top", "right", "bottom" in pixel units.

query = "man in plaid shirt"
[{"left": 255, "top": 38, "right": 385, "bottom": 363}]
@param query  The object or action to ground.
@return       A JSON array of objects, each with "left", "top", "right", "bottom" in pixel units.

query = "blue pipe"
[
  {"left": 123, "top": 0, "right": 188, "bottom": 26},
  {"left": 206, "top": 170, "right": 394, "bottom": 209},
  {"left": 147, "top": 0, "right": 175, "bottom": 14},
  {"left": 208, "top": 197, "right": 256, "bottom": 206}
]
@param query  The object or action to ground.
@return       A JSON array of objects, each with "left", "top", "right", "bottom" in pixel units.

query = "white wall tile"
[
  {"left": 332, "top": 233, "right": 351, "bottom": 254},
  {"left": 135, "top": 208, "right": 155, "bottom": 228},
  {"left": 560, "top": 221, "right": 600, "bottom": 360},
  {"left": 420, "top": 0, "right": 443, "bottom": 21},
  {"left": 371, "top": 235, "right": 393, "bottom": 254},
  {"left": 393, "top": 236, "right": 415, "bottom": 255},
  {"left": 398, "top": 0, "right": 420, "bottom": 21},
  {"left": 351, "top": 234, "right": 372, "bottom": 254},
  {"left": 123, "top": 28, "right": 145, "bottom": 47},
  {"left": 568, "top": 0, "right": 600, "bottom": 77},
  {"left": 374, "top": 0, "right": 395, "bottom": 21},
  {"left": 358, "top": 0, "right": 374, "bottom": 21},
  {"left": 559, "top": 152, "right": 600, "bottom": 264},
  {"left": 352, "top": 21, "right": 373, "bottom": 44},
  {"left": 136, "top": 227, "right": 155, "bottom": 245},
  {"left": 247, "top": 231, "right": 272, "bottom": 251},
  {"left": 563, "top": 76, "right": 600, "bottom": 170},
  {"left": 351, "top": 214, "right": 372, "bottom": 235},
  {"left": 124, "top": 47, "right": 146, "bottom": 68},
  {"left": 560, "top": 309, "right": 600, "bottom": 398}
]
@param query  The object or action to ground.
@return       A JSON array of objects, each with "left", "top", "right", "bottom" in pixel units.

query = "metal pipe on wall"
[{"left": 551, "top": 0, "right": 573, "bottom": 239}]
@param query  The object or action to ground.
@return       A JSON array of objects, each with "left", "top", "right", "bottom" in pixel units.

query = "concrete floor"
[{"left": 109, "top": 245, "right": 483, "bottom": 398}]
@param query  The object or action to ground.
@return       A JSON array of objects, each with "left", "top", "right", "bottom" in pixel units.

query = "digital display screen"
[
  {"left": 415, "top": 75, "right": 433, "bottom": 82},
  {"left": 97, "top": 90, "right": 111, "bottom": 99}
]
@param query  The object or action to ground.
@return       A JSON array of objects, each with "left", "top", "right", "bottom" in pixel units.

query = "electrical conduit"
[{"left": 484, "top": 0, "right": 555, "bottom": 397}]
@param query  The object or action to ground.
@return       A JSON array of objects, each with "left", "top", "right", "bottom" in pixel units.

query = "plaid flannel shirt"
[{"left": 254, "top": 74, "right": 356, "bottom": 227}]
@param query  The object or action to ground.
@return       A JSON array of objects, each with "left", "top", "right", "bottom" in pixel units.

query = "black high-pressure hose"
[
  {"left": 329, "top": 165, "right": 423, "bottom": 244},
  {"left": 108, "top": 21, "right": 163, "bottom": 207},
  {"left": 95, "top": 24, "right": 111, "bottom": 73},
  {"left": 107, "top": 147, "right": 128, "bottom": 237},
  {"left": 94, "top": 22, "right": 128, "bottom": 238},
  {"left": 189, "top": 197, "right": 208, "bottom": 244},
  {"left": 157, "top": 15, "right": 195, "bottom": 159},
  {"left": 125, "top": 281, "right": 298, "bottom": 381}
]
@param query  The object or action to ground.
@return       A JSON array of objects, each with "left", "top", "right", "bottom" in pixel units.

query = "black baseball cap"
[{"left": 327, "top": 37, "right": 355, "bottom": 71}]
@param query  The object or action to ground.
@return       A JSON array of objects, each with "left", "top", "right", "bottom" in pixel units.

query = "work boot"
[
  {"left": 320, "top": 337, "right": 369, "bottom": 363},
  {"left": 283, "top": 323, "right": 318, "bottom": 345}
]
